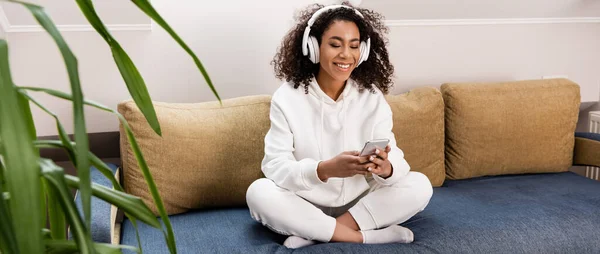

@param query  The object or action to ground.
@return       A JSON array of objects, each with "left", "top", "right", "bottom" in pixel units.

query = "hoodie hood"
[{"left": 307, "top": 77, "right": 358, "bottom": 104}]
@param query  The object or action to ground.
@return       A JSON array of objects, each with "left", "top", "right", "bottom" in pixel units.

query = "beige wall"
[
  {"left": 3, "top": 0, "right": 149, "bottom": 26},
  {"left": 363, "top": 0, "right": 600, "bottom": 19},
  {"left": 385, "top": 23, "right": 600, "bottom": 102},
  {"left": 3, "top": 0, "right": 600, "bottom": 136}
]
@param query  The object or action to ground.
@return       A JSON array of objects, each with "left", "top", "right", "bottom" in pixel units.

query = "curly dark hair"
[{"left": 271, "top": 3, "right": 394, "bottom": 94}]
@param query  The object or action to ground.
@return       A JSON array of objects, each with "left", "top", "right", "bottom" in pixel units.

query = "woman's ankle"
[
  {"left": 335, "top": 212, "right": 361, "bottom": 231},
  {"left": 330, "top": 222, "right": 363, "bottom": 243}
]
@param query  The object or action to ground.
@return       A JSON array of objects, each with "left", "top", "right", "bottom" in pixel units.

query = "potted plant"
[{"left": 0, "top": 0, "right": 219, "bottom": 253}]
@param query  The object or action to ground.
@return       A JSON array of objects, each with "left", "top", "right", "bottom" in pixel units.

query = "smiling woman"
[
  {"left": 271, "top": 3, "right": 394, "bottom": 95},
  {"left": 247, "top": 2, "right": 433, "bottom": 249}
]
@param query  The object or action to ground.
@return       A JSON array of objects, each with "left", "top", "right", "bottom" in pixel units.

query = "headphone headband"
[
  {"left": 306, "top": 5, "right": 365, "bottom": 27},
  {"left": 301, "top": 4, "right": 370, "bottom": 66}
]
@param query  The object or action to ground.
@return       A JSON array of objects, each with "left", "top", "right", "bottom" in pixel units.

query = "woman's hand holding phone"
[
  {"left": 359, "top": 145, "right": 393, "bottom": 178},
  {"left": 316, "top": 144, "right": 393, "bottom": 181},
  {"left": 317, "top": 151, "right": 377, "bottom": 181}
]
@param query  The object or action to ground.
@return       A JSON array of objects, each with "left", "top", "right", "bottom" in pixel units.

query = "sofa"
[{"left": 78, "top": 78, "right": 600, "bottom": 253}]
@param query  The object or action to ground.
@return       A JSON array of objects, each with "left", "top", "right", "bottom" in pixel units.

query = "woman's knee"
[
  {"left": 408, "top": 171, "right": 433, "bottom": 208},
  {"left": 246, "top": 178, "right": 277, "bottom": 210},
  {"left": 390, "top": 172, "right": 433, "bottom": 206}
]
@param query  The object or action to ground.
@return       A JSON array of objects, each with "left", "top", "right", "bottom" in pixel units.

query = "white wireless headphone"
[{"left": 301, "top": 5, "right": 371, "bottom": 66}]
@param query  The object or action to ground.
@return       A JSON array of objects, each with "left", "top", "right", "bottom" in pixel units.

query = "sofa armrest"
[
  {"left": 72, "top": 163, "right": 118, "bottom": 243},
  {"left": 573, "top": 132, "right": 600, "bottom": 167}
]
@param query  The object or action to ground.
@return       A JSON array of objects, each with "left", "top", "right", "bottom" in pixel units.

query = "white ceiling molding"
[
  {"left": 385, "top": 17, "right": 600, "bottom": 26},
  {"left": 0, "top": 5, "right": 151, "bottom": 33}
]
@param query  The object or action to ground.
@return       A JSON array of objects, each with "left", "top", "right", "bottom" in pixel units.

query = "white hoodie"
[{"left": 261, "top": 78, "right": 411, "bottom": 207}]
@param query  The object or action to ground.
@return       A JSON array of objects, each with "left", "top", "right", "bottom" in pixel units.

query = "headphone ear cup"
[
  {"left": 365, "top": 38, "right": 371, "bottom": 62},
  {"left": 308, "top": 36, "right": 320, "bottom": 63},
  {"left": 357, "top": 41, "right": 368, "bottom": 66}
]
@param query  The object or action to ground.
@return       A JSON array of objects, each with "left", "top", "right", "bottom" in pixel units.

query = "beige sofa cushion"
[
  {"left": 118, "top": 95, "right": 271, "bottom": 215},
  {"left": 442, "top": 78, "right": 580, "bottom": 180},
  {"left": 386, "top": 87, "right": 445, "bottom": 187}
]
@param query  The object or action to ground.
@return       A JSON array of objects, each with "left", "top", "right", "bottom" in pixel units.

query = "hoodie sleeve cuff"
[
  {"left": 373, "top": 159, "right": 409, "bottom": 186},
  {"left": 373, "top": 169, "right": 400, "bottom": 186},
  {"left": 300, "top": 159, "right": 325, "bottom": 189}
]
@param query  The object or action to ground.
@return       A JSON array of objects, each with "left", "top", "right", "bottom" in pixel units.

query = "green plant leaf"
[
  {"left": 7, "top": 0, "right": 93, "bottom": 236},
  {"left": 33, "top": 139, "right": 123, "bottom": 193},
  {"left": 0, "top": 154, "right": 4, "bottom": 184},
  {"left": 0, "top": 39, "right": 43, "bottom": 253},
  {"left": 24, "top": 89, "right": 71, "bottom": 240},
  {"left": 20, "top": 86, "right": 112, "bottom": 111},
  {"left": 131, "top": 0, "right": 221, "bottom": 104},
  {"left": 33, "top": 140, "right": 149, "bottom": 252},
  {"left": 40, "top": 178, "right": 47, "bottom": 234},
  {"left": 36, "top": 146, "right": 160, "bottom": 230},
  {"left": 18, "top": 90, "right": 46, "bottom": 228},
  {"left": 42, "top": 228, "right": 52, "bottom": 239},
  {"left": 16, "top": 90, "right": 45, "bottom": 229},
  {"left": 88, "top": 154, "right": 124, "bottom": 192},
  {"left": 17, "top": 90, "right": 37, "bottom": 141},
  {"left": 21, "top": 86, "right": 177, "bottom": 253},
  {"left": 45, "top": 239, "right": 139, "bottom": 254},
  {"left": 40, "top": 159, "right": 93, "bottom": 254},
  {"left": 74, "top": 0, "right": 162, "bottom": 136},
  {"left": 119, "top": 117, "right": 178, "bottom": 254},
  {"left": 0, "top": 160, "right": 17, "bottom": 254},
  {"left": 43, "top": 178, "right": 67, "bottom": 240},
  {"left": 21, "top": 90, "right": 124, "bottom": 201},
  {"left": 0, "top": 200, "right": 17, "bottom": 254},
  {"left": 20, "top": 91, "right": 76, "bottom": 162},
  {"left": 63, "top": 174, "right": 160, "bottom": 229},
  {"left": 130, "top": 216, "right": 144, "bottom": 253},
  {"left": 73, "top": 156, "right": 147, "bottom": 253},
  {"left": 33, "top": 139, "right": 73, "bottom": 149},
  {"left": 15, "top": 84, "right": 46, "bottom": 235}
]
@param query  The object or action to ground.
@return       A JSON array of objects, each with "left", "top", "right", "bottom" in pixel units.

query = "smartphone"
[{"left": 359, "top": 138, "right": 390, "bottom": 157}]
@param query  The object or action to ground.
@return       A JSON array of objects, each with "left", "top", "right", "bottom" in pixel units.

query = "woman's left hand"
[{"left": 364, "top": 145, "right": 393, "bottom": 178}]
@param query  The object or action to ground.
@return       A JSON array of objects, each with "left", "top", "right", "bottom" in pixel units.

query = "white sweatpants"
[{"left": 246, "top": 171, "right": 433, "bottom": 242}]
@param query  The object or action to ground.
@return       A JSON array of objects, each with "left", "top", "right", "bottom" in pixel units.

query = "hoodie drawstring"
[
  {"left": 341, "top": 98, "right": 347, "bottom": 152},
  {"left": 318, "top": 96, "right": 325, "bottom": 160},
  {"left": 311, "top": 78, "right": 355, "bottom": 161}
]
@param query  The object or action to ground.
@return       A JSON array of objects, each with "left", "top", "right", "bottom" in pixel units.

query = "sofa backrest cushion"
[
  {"left": 441, "top": 78, "right": 580, "bottom": 180},
  {"left": 118, "top": 95, "right": 271, "bottom": 215},
  {"left": 386, "top": 87, "right": 445, "bottom": 187}
]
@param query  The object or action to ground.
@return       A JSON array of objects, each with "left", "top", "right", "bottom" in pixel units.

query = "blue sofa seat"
[{"left": 117, "top": 171, "right": 600, "bottom": 253}]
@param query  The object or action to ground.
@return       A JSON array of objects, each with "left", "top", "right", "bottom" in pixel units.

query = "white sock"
[
  {"left": 283, "top": 235, "right": 316, "bottom": 249},
  {"left": 361, "top": 225, "right": 414, "bottom": 244}
]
